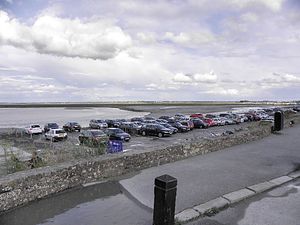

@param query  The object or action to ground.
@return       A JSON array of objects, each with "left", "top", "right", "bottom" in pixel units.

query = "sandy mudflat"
[{"left": 121, "top": 105, "right": 257, "bottom": 118}]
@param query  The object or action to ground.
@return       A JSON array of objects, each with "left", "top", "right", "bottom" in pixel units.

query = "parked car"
[
  {"left": 160, "top": 123, "right": 178, "bottom": 134},
  {"left": 174, "top": 113, "right": 189, "bottom": 120},
  {"left": 25, "top": 124, "right": 43, "bottom": 135},
  {"left": 190, "top": 113, "right": 204, "bottom": 118},
  {"left": 45, "top": 128, "right": 67, "bottom": 141},
  {"left": 212, "top": 118, "right": 225, "bottom": 126},
  {"left": 190, "top": 118, "right": 208, "bottom": 128},
  {"left": 44, "top": 123, "right": 59, "bottom": 132},
  {"left": 104, "top": 128, "right": 131, "bottom": 142},
  {"left": 79, "top": 130, "right": 108, "bottom": 145},
  {"left": 219, "top": 117, "right": 235, "bottom": 125},
  {"left": 89, "top": 119, "right": 108, "bottom": 129},
  {"left": 180, "top": 120, "right": 194, "bottom": 130},
  {"left": 159, "top": 116, "right": 173, "bottom": 121},
  {"left": 156, "top": 119, "right": 169, "bottom": 124},
  {"left": 119, "top": 122, "right": 141, "bottom": 135},
  {"left": 105, "top": 119, "right": 121, "bottom": 128},
  {"left": 63, "top": 122, "right": 81, "bottom": 132},
  {"left": 144, "top": 120, "right": 158, "bottom": 124},
  {"left": 202, "top": 118, "right": 216, "bottom": 127},
  {"left": 131, "top": 117, "right": 145, "bottom": 122},
  {"left": 140, "top": 124, "right": 172, "bottom": 137},
  {"left": 168, "top": 121, "right": 190, "bottom": 132},
  {"left": 205, "top": 114, "right": 217, "bottom": 119}
]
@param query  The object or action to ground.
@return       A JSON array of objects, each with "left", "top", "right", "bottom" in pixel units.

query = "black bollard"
[
  {"left": 153, "top": 174, "right": 177, "bottom": 225},
  {"left": 274, "top": 111, "right": 284, "bottom": 131}
]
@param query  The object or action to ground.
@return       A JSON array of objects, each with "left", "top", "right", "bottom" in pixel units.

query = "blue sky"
[{"left": 0, "top": 0, "right": 300, "bottom": 102}]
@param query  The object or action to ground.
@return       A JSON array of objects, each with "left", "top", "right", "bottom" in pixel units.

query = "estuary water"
[{"left": 0, "top": 107, "right": 149, "bottom": 128}]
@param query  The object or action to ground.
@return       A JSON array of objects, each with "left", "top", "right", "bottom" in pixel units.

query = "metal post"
[
  {"left": 274, "top": 111, "right": 284, "bottom": 131},
  {"left": 153, "top": 174, "right": 177, "bottom": 225}
]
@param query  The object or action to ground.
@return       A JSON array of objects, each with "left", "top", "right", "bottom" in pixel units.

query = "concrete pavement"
[
  {"left": 120, "top": 124, "right": 300, "bottom": 213},
  {"left": 187, "top": 178, "right": 300, "bottom": 225}
]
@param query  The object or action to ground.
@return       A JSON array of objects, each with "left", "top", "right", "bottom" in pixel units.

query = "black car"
[
  {"left": 104, "top": 128, "right": 131, "bottom": 142},
  {"left": 79, "top": 130, "right": 108, "bottom": 145},
  {"left": 144, "top": 116, "right": 156, "bottom": 121},
  {"left": 159, "top": 116, "right": 173, "bottom": 121},
  {"left": 191, "top": 118, "right": 208, "bottom": 129},
  {"left": 140, "top": 124, "right": 172, "bottom": 137},
  {"left": 44, "top": 123, "right": 59, "bottom": 132},
  {"left": 131, "top": 117, "right": 145, "bottom": 122},
  {"left": 160, "top": 123, "right": 178, "bottom": 134},
  {"left": 168, "top": 121, "right": 190, "bottom": 132},
  {"left": 105, "top": 119, "right": 121, "bottom": 128},
  {"left": 63, "top": 122, "right": 81, "bottom": 132},
  {"left": 119, "top": 122, "right": 141, "bottom": 135}
]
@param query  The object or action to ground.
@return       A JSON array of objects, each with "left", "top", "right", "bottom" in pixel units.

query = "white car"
[
  {"left": 212, "top": 118, "right": 225, "bottom": 126},
  {"left": 25, "top": 124, "right": 43, "bottom": 135},
  {"left": 45, "top": 129, "right": 67, "bottom": 141}
]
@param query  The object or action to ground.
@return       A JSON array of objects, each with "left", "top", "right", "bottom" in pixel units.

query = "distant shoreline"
[{"left": 0, "top": 101, "right": 294, "bottom": 109}]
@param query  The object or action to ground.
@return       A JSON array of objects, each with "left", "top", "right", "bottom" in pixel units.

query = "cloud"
[
  {"left": 193, "top": 71, "right": 218, "bottom": 83},
  {"left": 173, "top": 71, "right": 218, "bottom": 84},
  {"left": 173, "top": 73, "right": 193, "bottom": 83},
  {"left": 204, "top": 87, "right": 239, "bottom": 96},
  {"left": 163, "top": 31, "right": 215, "bottom": 46},
  {"left": 0, "top": 10, "right": 132, "bottom": 60},
  {"left": 188, "top": 0, "right": 285, "bottom": 12}
]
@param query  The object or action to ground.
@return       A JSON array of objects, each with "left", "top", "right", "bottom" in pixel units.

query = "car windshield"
[
  {"left": 56, "top": 130, "right": 65, "bottom": 134},
  {"left": 113, "top": 129, "right": 124, "bottom": 133},
  {"left": 91, "top": 131, "right": 105, "bottom": 136},
  {"left": 31, "top": 125, "right": 40, "bottom": 128},
  {"left": 49, "top": 123, "right": 58, "bottom": 127},
  {"left": 156, "top": 125, "right": 166, "bottom": 129},
  {"left": 96, "top": 120, "right": 104, "bottom": 123},
  {"left": 70, "top": 122, "right": 79, "bottom": 125}
]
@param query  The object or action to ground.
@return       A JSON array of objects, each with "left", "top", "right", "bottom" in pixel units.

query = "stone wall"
[{"left": 0, "top": 113, "right": 299, "bottom": 212}]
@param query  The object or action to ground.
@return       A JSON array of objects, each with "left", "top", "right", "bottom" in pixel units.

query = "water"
[
  {"left": 0, "top": 107, "right": 149, "bottom": 128},
  {"left": 0, "top": 181, "right": 152, "bottom": 225}
]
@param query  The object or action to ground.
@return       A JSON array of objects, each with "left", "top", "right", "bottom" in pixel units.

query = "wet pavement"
[
  {"left": 187, "top": 178, "right": 300, "bottom": 225},
  {"left": 0, "top": 180, "right": 152, "bottom": 225}
]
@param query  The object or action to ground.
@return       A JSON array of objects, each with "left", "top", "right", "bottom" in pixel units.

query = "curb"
[{"left": 175, "top": 171, "right": 300, "bottom": 223}]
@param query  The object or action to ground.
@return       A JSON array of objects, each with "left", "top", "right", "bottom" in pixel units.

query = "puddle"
[{"left": 0, "top": 180, "right": 152, "bottom": 225}]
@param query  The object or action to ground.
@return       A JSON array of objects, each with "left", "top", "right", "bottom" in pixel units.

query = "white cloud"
[
  {"left": 193, "top": 71, "right": 218, "bottom": 83},
  {"left": 136, "top": 32, "right": 156, "bottom": 44},
  {"left": 163, "top": 31, "right": 215, "bottom": 46},
  {"left": 188, "top": 0, "right": 285, "bottom": 12},
  {"left": 205, "top": 87, "right": 239, "bottom": 96},
  {"left": 173, "top": 73, "right": 193, "bottom": 83},
  {"left": 0, "top": 10, "right": 132, "bottom": 60}
]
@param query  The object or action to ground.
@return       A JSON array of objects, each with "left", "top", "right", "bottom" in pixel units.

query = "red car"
[
  {"left": 190, "top": 113, "right": 204, "bottom": 118},
  {"left": 202, "top": 118, "right": 216, "bottom": 127}
]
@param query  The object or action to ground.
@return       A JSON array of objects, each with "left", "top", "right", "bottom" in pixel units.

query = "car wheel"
[
  {"left": 158, "top": 132, "right": 163, "bottom": 138},
  {"left": 142, "top": 131, "right": 146, "bottom": 136}
]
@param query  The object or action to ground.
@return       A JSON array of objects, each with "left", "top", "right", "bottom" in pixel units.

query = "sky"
[{"left": 0, "top": 0, "right": 300, "bottom": 102}]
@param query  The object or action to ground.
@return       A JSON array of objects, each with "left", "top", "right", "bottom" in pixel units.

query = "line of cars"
[{"left": 24, "top": 106, "right": 295, "bottom": 144}]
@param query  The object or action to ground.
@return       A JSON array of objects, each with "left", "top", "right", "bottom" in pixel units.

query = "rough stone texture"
[
  {"left": 222, "top": 188, "right": 256, "bottom": 204},
  {"left": 269, "top": 176, "right": 293, "bottom": 185},
  {"left": 0, "top": 122, "right": 284, "bottom": 212},
  {"left": 175, "top": 208, "right": 200, "bottom": 223},
  {"left": 193, "top": 197, "right": 229, "bottom": 215},
  {"left": 247, "top": 181, "right": 278, "bottom": 193}
]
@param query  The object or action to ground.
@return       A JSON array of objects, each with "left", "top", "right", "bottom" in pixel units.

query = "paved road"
[
  {"left": 187, "top": 178, "right": 300, "bottom": 225},
  {"left": 120, "top": 125, "right": 300, "bottom": 213}
]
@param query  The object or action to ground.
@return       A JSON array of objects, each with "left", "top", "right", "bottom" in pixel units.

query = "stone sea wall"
[{"left": 0, "top": 113, "right": 299, "bottom": 212}]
